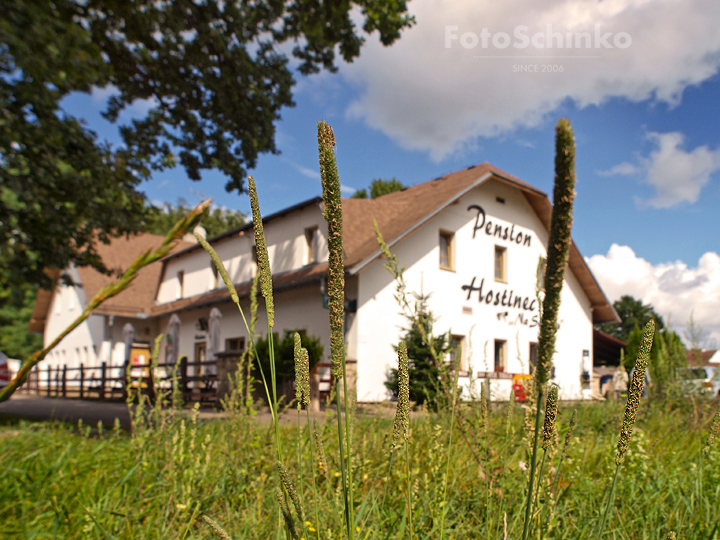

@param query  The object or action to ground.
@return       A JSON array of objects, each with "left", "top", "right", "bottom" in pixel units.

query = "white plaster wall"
[
  {"left": 155, "top": 284, "right": 331, "bottom": 372},
  {"left": 264, "top": 204, "right": 328, "bottom": 274},
  {"left": 356, "top": 179, "right": 594, "bottom": 401},
  {"left": 156, "top": 203, "right": 328, "bottom": 305},
  {"left": 42, "top": 267, "right": 104, "bottom": 370}
]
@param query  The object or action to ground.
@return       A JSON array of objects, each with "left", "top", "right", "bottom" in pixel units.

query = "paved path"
[
  {"left": 0, "top": 393, "right": 134, "bottom": 429},
  {"left": 0, "top": 393, "right": 398, "bottom": 429}
]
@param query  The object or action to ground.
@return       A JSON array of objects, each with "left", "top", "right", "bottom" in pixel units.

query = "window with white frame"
[
  {"left": 305, "top": 227, "right": 319, "bottom": 265},
  {"left": 439, "top": 230, "right": 455, "bottom": 270},
  {"left": 494, "top": 245, "right": 507, "bottom": 282},
  {"left": 494, "top": 339, "right": 507, "bottom": 372}
]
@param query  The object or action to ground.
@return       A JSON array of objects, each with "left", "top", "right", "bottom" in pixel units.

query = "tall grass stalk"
[
  {"left": 195, "top": 231, "right": 275, "bottom": 425},
  {"left": 392, "top": 342, "right": 413, "bottom": 538},
  {"left": 318, "top": 120, "right": 355, "bottom": 539},
  {"left": 532, "top": 383, "right": 558, "bottom": 529},
  {"left": 249, "top": 176, "right": 282, "bottom": 459},
  {"left": 598, "top": 320, "right": 655, "bottom": 538},
  {"left": 521, "top": 118, "right": 577, "bottom": 540},
  {"left": 438, "top": 357, "right": 461, "bottom": 540},
  {"left": 294, "top": 333, "right": 313, "bottom": 540}
]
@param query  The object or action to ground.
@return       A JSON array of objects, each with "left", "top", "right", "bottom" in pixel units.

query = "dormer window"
[
  {"left": 305, "top": 227, "right": 319, "bottom": 265},
  {"left": 439, "top": 230, "right": 454, "bottom": 270},
  {"left": 176, "top": 271, "right": 184, "bottom": 300}
]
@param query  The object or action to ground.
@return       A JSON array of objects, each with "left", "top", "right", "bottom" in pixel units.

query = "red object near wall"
[{"left": 512, "top": 382, "right": 527, "bottom": 402}]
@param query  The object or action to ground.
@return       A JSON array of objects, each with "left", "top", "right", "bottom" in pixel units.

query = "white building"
[
  {"left": 33, "top": 163, "right": 618, "bottom": 401},
  {"left": 29, "top": 234, "right": 191, "bottom": 376}
]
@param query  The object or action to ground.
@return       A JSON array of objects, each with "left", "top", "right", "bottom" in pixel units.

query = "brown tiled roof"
[
  {"left": 340, "top": 163, "right": 618, "bottom": 324},
  {"left": 29, "top": 234, "right": 192, "bottom": 333},
  {"left": 687, "top": 349, "right": 717, "bottom": 365},
  {"left": 342, "top": 163, "right": 539, "bottom": 268},
  {"left": 148, "top": 162, "right": 617, "bottom": 324},
  {"left": 150, "top": 262, "right": 328, "bottom": 317}
]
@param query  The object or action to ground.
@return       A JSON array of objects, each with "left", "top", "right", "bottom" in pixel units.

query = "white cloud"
[
  {"left": 641, "top": 133, "right": 720, "bottom": 208},
  {"left": 598, "top": 162, "right": 640, "bottom": 176},
  {"left": 587, "top": 244, "right": 720, "bottom": 348},
  {"left": 342, "top": 0, "right": 720, "bottom": 160},
  {"left": 599, "top": 131, "right": 720, "bottom": 207},
  {"left": 283, "top": 158, "right": 321, "bottom": 180}
]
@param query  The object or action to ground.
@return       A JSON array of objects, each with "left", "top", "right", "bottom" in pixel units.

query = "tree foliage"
[
  {"left": 144, "top": 200, "right": 245, "bottom": 238},
  {"left": 0, "top": 284, "right": 42, "bottom": 360},
  {"left": 624, "top": 324, "right": 687, "bottom": 395},
  {"left": 385, "top": 294, "right": 449, "bottom": 409},
  {"left": 1, "top": 0, "right": 147, "bottom": 290},
  {"left": 351, "top": 178, "right": 405, "bottom": 199},
  {"left": 0, "top": 0, "right": 413, "bottom": 290},
  {"left": 597, "top": 295, "right": 665, "bottom": 343},
  {"left": 254, "top": 330, "right": 324, "bottom": 388}
]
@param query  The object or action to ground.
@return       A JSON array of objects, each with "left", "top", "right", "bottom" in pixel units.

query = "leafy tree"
[
  {"left": 597, "top": 295, "right": 664, "bottom": 343},
  {"left": 1, "top": 0, "right": 413, "bottom": 289},
  {"left": 253, "top": 330, "right": 324, "bottom": 396},
  {"left": 351, "top": 178, "right": 405, "bottom": 199},
  {"left": 385, "top": 294, "right": 449, "bottom": 410},
  {"left": 623, "top": 324, "right": 686, "bottom": 395},
  {"left": 0, "top": 284, "right": 42, "bottom": 360},
  {"left": 145, "top": 200, "right": 245, "bottom": 238},
  {"left": 370, "top": 178, "right": 405, "bottom": 199}
]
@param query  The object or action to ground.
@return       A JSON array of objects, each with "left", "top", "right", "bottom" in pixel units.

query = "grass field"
[{"left": 1, "top": 395, "right": 718, "bottom": 539}]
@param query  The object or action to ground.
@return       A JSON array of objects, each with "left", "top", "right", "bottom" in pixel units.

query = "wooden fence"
[{"left": 18, "top": 357, "right": 217, "bottom": 404}]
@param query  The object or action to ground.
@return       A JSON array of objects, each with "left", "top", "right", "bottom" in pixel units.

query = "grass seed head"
[
  {"left": 277, "top": 460, "right": 305, "bottom": 524},
  {"left": 201, "top": 515, "right": 232, "bottom": 540},
  {"left": 313, "top": 419, "right": 329, "bottom": 480},
  {"left": 703, "top": 402, "right": 720, "bottom": 454},
  {"left": 195, "top": 233, "right": 239, "bottom": 305},
  {"left": 391, "top": 341, "right": 410, "bottom": 449},
  {"left": 536, "top": 118, "right": 576, "bottom": 386},
  {"left": 616, "top": 320, "right": 655, "bottom": 465},
  {"left": 542, "top": 384, "right": 559, "bottom": 450},
  {"left": 248, "top": 176, "right": 274, "bottom": 327},
  {"left": 276, "top": 486, "right": 299, "bottom": 540},
  {"left": 293, "top": 332, "right": 310, "bottom": 409},
  {"left": 317, "top": 120, "right": 345, "bottom": 380}
]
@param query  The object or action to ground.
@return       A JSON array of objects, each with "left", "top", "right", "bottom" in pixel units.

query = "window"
[
  {"left": 225, "top": 337, "right": 245, "bottom": 352},
  {"left": 494, "top": 339, "right": 506, "bottom": 372},
  {"left": 494, "top": 245, "right": 507, "bottom": 282},
  {"left": 449, "top": 335, "right": 466, "bottom": 371},
  {"left": 305, "top": 227, "right": 319, "bottom": 265},
  {"left": 529, "top": 342, "right": 538, "bottom": 374},
  {"left": 439, "top": 231, "right": 454, "bottom": 270},
  {"left": 176, "top": 271, "right": 184, "bottom": 299}
]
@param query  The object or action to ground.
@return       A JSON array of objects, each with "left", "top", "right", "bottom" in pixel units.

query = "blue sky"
[{"left": 62, "top": 0, "right": 720, "bottom": 347}]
